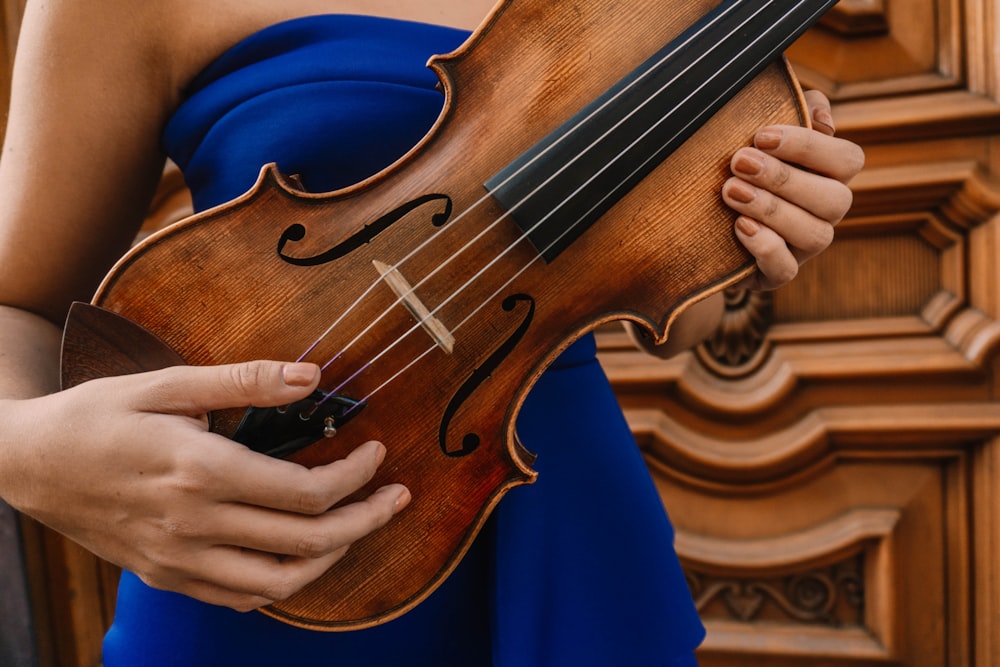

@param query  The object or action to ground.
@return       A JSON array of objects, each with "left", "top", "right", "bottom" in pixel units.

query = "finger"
[
  {"left": 753, "top": 125, "right": 865, "bottom": 185},
  {"left": 140, "top": 546, "right": 345, "bottom": 612},
  {"left": 732, "top": 217, "right": 800, "bottom": 291},
  {"left": 141, "top": 483, "right": 409, "bottom": 610},
  {"left": 131, "top": 360, "right": 321, "bottom": 417},
  {"left": 209, "top": 439, "right": 397, "bottom": 514},
  {"left": 804, "top": 89, "right": 835, "bottom": 136},
  {"left": 723, "top": 177, "right": 834, "bottom": 260},
  {"left": 198, "top": 546, "right": 347, "bottom": 606},
  {"left": 153, "top": 577, "right": 274, "bottom": 612},
  {"left": 729, "top": 147, "right": 854, "bottom": 224},
  {"left": 204, "top": 483, "right": 409, "bottom": 558}
]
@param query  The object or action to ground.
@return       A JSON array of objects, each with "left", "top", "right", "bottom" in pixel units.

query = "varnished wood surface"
[{"left": 4, "top": 0, "right": 1000, "bottom": 664}]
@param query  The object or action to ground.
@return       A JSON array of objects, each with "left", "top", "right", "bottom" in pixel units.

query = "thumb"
[
  {"left": 804, "top": 89, "right": 836, "bottom": 137},
  {"left": 132, "top": 360, "right": 321, "bottom": 415}
]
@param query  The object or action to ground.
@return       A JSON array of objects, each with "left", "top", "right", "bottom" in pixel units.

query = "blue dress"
[{"left": 102, "top": 15, "right": 704, "bottom": 666}]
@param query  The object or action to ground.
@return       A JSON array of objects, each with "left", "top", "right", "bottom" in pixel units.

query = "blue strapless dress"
[{"left": 102, "top": 15, "right": 704, "bottom": 666}]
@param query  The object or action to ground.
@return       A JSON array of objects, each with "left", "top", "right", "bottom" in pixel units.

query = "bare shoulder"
[
  {"left": 16, "top": 0, "right": 178, "bottom": 109},
  {"left": 19, "top": 0, "right": 301, "bottom": 102},
  {"left": 163, "top": 0, "right": 498, "bottom": 90},
  {"left": 23, "top": 0, "right": 497, "bottom": 99},
  {"left": 0, "top": 0, "right": 190, "bottom": 319}
]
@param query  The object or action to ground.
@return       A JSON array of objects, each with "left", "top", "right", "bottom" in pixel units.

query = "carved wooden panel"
[{"left": 598, "top": 0, "right": 1000, "bottom": 665}]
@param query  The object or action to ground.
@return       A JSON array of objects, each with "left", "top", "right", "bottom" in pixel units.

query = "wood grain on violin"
[{"left": 61, "top": 0, "right": 836, "bottom": 630}]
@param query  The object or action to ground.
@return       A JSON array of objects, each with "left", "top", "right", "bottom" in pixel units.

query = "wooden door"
[
  {"left": 3, "top": 1, "right": 999, "bottom": 665},
  {"left": 596, "top": 1, "right": 1000, "bottom": 664}
]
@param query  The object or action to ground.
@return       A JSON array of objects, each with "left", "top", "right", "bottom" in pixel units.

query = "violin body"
[{"left": 62, "top": 0, "right": 817, "bottom": 629}]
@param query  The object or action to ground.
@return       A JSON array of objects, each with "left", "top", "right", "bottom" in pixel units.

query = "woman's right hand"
[{"left": 0, "top": 359, "right": 410, "bottom": 611}]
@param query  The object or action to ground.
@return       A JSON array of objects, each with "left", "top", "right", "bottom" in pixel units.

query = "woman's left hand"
[
  {"left": 630, "top": 90, "right": 865, "bottom": 358},
  {"left": 722, "top": 90, "right": 865, "bottom": 291}
]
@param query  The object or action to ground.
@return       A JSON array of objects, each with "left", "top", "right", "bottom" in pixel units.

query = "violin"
[{"left": 62, "top": 0, "right": 838, "bottom": 630}]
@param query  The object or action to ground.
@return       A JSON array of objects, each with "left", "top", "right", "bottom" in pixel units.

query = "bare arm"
[
  {"left": 0, "top": 0, "right": 407, "bottom": 611},
  {"left": 0, "top": 1, "right": 172, "bottom": 323}
]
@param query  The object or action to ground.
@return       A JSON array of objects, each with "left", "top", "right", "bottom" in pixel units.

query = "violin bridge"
[{"left": 372, "top": 260, "right": 455, "bottom": 354}]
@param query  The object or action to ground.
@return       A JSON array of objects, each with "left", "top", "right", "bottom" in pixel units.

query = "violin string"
[
  {"left": 294, "top": 0, "right": 749, "bottom": 372},
  {"left": 304, "top": 0, "right": 757, "bottom": 403},
  {"left": 341, "top": 0, "right": 830, "bottom": 411},
  {"left": 321, "top": 0, "right": 809, "bottom": 402},
  {"left": 312, "top": 0, "right": 821, "bottom": 409}
]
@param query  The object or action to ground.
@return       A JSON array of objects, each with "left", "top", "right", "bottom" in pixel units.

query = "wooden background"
[{"left": 2, "top": 0, "right": 999, "bottom": 665}]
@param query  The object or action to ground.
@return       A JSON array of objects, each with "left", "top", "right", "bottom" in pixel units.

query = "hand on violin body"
[
  {"left": 634, "top": 91, "right": 864, "bottom": 357},
  {"left": 0, "top": 355, "right": 409, "bottom": 611},
  {"left": 723, "top": 90, "right": 865, "bottom": 291}
]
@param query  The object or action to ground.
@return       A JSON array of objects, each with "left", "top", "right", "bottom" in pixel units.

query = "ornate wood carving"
[
  {"left": 789, "top": 0, "right": 962, "bottom": 99},
  {"left": 679, "top": 509, "right": 895, "bottom": 639},
  {"left": 695, "top": 289, "right": 773, "bottom": 376},
  {"left": 598, "top": 2, "right": 1000, "bottom": 665},
  {"left": 819, "top": 0, "right": 888, "bottom": 37},
  {"left": 686, "top": 558, "right": 864, "bottom": 625},
  {"left": 673, "top": 507, "right": 903, "bottom": 661}
]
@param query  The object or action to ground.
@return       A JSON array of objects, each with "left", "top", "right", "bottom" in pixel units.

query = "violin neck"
[{"left": 485, "top": 0, "right": 838, "bottom": 262}]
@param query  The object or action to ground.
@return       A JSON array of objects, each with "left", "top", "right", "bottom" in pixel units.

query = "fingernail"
[
  {"left": 282, "top": 362, "right": 317, "bottom": 387},
  {"left": 813, "top": 108, "right": 835, "bottom": 133},
  {"left": 396, "top": 488, "right": 411, "bottom": 512},
  {"left": 755, "top": 129, "right": 782, "bottom": 150},
  {"left": 736, "top": 216, "right": 760, "bottom": 237},
  {"left": 734, "top": 153, "right": 764, "bottom": 177},
  {"left": 727, "top": 181, "right": 756, "bottom": 204},
  {"left": 372, "top": 442, "right": 386, "bottom": 466},
  {"left": 386, "top": 485, "right": 411, "bottom": 513}
]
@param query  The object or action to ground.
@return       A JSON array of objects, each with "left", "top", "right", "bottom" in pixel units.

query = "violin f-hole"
[
  {"left": 276, "top": 193, "right": 454, "bottom": 266},
  {"left": 438, "top": 293, "right": 535, "bottom": 457}
]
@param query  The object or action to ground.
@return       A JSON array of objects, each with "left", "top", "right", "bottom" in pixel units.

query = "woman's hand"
[
  {"left": 0, "top": 360, "right": 409, "bottom": 612},
  {"left": 632, "top": 90, "right": 865, "bottom": 357},
  {"left": 723, "top": 89, "right": 865, "bottom": 291}
]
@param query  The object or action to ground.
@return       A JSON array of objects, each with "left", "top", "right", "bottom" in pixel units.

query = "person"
[{"left": 0, "top": 0, "right": 864, "bottom": 665}]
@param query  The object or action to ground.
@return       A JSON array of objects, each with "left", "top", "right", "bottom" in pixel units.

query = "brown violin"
[{"left": 62, "top": 0, "right": 837, "bottom": 630}]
